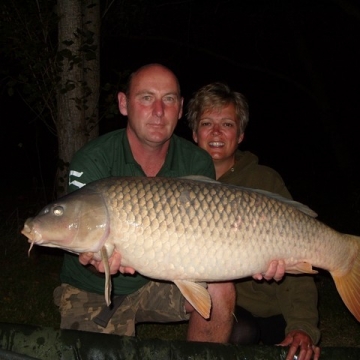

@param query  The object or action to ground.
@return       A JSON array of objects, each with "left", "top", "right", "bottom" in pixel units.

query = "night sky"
[{"left": 1, "top": 0, "right": 359, "bottom": 233}]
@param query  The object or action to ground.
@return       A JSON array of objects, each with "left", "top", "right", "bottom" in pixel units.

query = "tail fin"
[{"left": 331, "top": 234, "right": 360, "bottom": 321}]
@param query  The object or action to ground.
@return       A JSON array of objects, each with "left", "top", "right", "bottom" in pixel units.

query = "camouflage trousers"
[{"left": 53, "top": 281, "right": 189, "bottom": 336}]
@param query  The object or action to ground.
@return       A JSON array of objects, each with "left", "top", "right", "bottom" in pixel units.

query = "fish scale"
[{"left": 21, "top": 176, "right": 360, "bottom": 320}]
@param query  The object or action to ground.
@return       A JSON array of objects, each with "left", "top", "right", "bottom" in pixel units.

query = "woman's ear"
[
  {"left": 193, "top": 131, "right": 198, "bottom": 143},
  {"left": 238, "top": 132, "right": 245, "bottom": 144}
]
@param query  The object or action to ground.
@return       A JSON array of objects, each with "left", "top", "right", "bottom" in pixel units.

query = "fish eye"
[{"left": 53, "top": 206, "right": 64, "bottom": 216}]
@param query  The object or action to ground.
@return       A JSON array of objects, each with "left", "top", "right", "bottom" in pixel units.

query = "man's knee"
[{"left": 208, "top": 282, "right": 236, "bottom": 309}]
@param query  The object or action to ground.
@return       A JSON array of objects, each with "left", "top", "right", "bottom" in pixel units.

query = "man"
[
  {"left": 54, "top": 64, "right": 236, "bottom": 342},
  {"left": 187, "top": 82, "right": 321, "bottom": 360}
]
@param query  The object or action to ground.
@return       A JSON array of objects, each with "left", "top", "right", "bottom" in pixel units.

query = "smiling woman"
[
  {"left": 186, "top": 82, "right": 323, "bottom": 359},
  {"left": 187, "top": 82, "right": 248, "bottom": 180},
  {"left": 193, "top": 103, "right": 243, "bottom": 177}
]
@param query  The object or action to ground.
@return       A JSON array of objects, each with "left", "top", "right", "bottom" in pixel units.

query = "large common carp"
[{"left": 21, "top": 176, "right": 360, "bottom": 321}]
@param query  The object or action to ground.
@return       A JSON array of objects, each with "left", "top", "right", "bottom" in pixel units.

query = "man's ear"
[
  {"left": 118, "top": 92, "right": 128, "bottom": 116},
  {"left": 193, "top": 131, "right": 198, "bottom": 143},
  {"left": 238, "top": 133, "right": 245, "bottom": 144}
]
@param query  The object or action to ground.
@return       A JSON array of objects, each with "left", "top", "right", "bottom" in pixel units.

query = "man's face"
[
  {"left": 193, "top": 103, "right": 244, "bottom": 162},
  {"left": 119, "top": 65, "right": 183, "bottom": 147}
]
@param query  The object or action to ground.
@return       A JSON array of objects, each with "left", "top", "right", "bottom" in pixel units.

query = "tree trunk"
[
  {"left": 56, "top": 0, "right": 100, "bottom": 196},
  {"left": 82, "top": 0, "right": 100, "bottom": 140}
]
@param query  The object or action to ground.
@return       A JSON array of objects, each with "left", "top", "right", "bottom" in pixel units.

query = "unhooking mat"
[{"left": 1, "top": 323, "right": 359, "bottom": 360}]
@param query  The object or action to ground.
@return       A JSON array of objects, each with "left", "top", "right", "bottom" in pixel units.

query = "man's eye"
[
  {"left": 200, "top": 122, "right": 211, "bottom": 127},
  {"left": 224, "top": 122, "right": 234, "bottom": 127},
  {"left": 164, "top": 96, "right": 176, "bottom": 102},
  {"left": 143, "top": 96, "right": 152, "bottom": 101}
]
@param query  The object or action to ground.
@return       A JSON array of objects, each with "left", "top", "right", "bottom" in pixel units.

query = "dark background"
[{"left": 1, "top": 0, "right": 359, "bottom": 234}]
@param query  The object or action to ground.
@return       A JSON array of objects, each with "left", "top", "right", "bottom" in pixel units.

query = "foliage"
[
  {"left": 0, "top": 0, "right": 141, "bottom": 136},
  {"left": 0, "top": 0, "right": 102, "bottom": 196},
  {"left": 0, "top": 0, "right": 58, "bottom": 135},
  {"left": 100, "top": 70, "right": 130, "bottom": 121},
  {"left": 101, "top": 0, "right": 148, "bottom": 36},
  {"left": 0, "top": 0, "right": 102, "bottom": 131}
]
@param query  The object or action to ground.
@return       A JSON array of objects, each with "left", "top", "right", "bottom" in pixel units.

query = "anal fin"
[{"left": 286, "top": 261, "right": 318, "bottom": 275}]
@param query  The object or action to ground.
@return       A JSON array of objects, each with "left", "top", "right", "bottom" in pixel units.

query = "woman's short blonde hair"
[{"left": 187, "top": 82, "right": 249, "bottom": 135}]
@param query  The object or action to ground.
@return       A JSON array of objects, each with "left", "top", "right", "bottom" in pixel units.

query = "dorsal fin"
[
  {"left": 179, "top": 175, "right": 317, "bottom": 218},
  {"left": 180, "top": 175, "right": 220, "bottom": 185}
]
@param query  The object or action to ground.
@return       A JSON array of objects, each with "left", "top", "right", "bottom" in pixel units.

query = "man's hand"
[
  {"left": 252, "top": 260, "right": 286, "bottom": 282},
  {"left": 79, "top": 251, "right": 136, "bottom": 275},
  {"left": 278, "top": 330, "right": 320, "bottom": 360}
]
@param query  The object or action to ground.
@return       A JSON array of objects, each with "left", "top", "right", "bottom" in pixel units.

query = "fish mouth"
[
  {"left": 21, "top": 220, "right": 43, "bottom": 255},
  {"left": 209, "top": 141, "right": 225, "bottom": 148}
]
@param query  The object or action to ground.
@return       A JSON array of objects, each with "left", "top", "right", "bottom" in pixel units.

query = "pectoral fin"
[
  {"left": 286, "top": 261, "right": 318, "bottom": 275},
  {"left": 174, "top": 280, "right": 211, "bottom": 319},
  {"left": 101, "top": 246, "right": 112, "bottom": 306}
]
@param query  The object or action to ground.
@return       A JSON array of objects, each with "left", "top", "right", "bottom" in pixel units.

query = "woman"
[{"left": 187, "top": 82, "right": 321, "bottom": 360}]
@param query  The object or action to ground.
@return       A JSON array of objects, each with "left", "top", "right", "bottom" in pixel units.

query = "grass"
[{"left": 1, "top": 204, "right": 359, "bottom": 348}]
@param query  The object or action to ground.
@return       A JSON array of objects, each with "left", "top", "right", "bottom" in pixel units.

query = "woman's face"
[{"left": 193, "top": 103, "right": 244, "bottom": 162}]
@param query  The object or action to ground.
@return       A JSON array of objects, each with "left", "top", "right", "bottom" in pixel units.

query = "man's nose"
[{"left": 153, "top": 99, "right": 165, "bottom": 117}]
